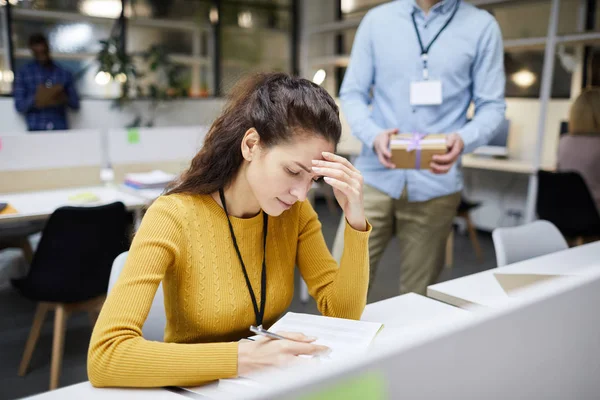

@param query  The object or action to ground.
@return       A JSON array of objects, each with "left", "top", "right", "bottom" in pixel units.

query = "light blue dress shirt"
[{"left": 340, "top": 0, "right": 506, "bottom": 201}]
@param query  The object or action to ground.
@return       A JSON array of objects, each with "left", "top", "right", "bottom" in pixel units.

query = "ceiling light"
[
  {"left": 3, "top": 70, "right": 13, "bottom": 83},
  {"left": 116, "top": 73, "right": 127, "bottom": 83},
  {"left": 312, "top": 69, "right": 327, "bottom": 86},
  {"left": 80, "top": 0, "right": 122, "bottom": 18},
  {"left": 238, "top": 11, "right": 253, "bottom": 29},
  {"left": 511, "top": 70, "right": 536, "bottom": 88},
  {"left": 95, "top": 71, "right": 111, "bottom": 86},
  {"left": 341, "top": 0, "right": 355, "bottom": 14},
  {"left": 209, "top": 7, "right": 219, "bottom": 24}
]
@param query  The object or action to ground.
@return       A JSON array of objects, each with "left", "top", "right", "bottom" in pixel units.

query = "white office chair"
[
  {"left": 492, "top": 220, "right": 568, "bottom": 267},
  {"left": 107, "top": 251, "right": 166, "bottom": 342}
]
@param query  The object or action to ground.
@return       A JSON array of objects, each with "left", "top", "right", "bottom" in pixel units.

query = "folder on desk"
[
  {"left": 0, "top": 203, "right": 18, "bottom": 215},
  {"left": 494, "top": 273, "right": 564, "bottom": 295}
]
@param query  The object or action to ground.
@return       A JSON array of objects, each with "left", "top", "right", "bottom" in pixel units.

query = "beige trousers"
[{"left": 333, "top": 184, "right": 460, "bottom": 295}]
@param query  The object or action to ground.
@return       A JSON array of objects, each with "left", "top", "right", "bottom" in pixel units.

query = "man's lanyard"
[
  {"left": 411, "top": 0, "right": 461, "bottom": 80},
  {"left": 219, "top": 188, "right": 268, "bottom": 327}
]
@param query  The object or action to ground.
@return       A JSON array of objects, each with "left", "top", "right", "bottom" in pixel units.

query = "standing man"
[
  {"left": 14, "top": 34, "right": 80, "bottom": 131},
  {"left": 333, "top": 0, "right": 506, "bottom": 295}
]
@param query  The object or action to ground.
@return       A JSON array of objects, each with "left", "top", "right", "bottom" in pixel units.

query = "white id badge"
[{"left": 410, "top": 80, "right": 443, "bottom": 106}]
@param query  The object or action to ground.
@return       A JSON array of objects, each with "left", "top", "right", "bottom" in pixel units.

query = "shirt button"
[{"left": 47, "top": 122, "right": 54, "bottom": 130}]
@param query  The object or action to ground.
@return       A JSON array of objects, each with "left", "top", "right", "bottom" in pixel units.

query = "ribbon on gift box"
[{"left": 406, "top": 133, "right": 427, "bottom": 170}]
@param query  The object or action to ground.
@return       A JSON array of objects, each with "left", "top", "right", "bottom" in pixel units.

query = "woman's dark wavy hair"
[{"left": 166, "top": 72, "right": 342, "bottom": 196}]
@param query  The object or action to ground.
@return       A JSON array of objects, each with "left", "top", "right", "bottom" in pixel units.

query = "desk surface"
[
  {"left": 0, "top": 186, "right": 147, "bottom": 224},
  {"left": 461, "top": 154, "right": 556, "bottom": 174},
  {"left": 428, "top": 242, "right": 600, "bottom": 309},
  {"left": 25, "top": 294, "right": 470, "bottom": 399},
  {"left": 461, "top": 154, "right": 535, "bottom": 174},
  {"left": 362, "top": 293, "right": 470, "bottom": 345},
  {"left": 24, "top": 382, "right": 183, "bottom": 400}
]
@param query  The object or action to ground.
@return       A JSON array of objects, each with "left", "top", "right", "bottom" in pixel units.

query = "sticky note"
[
  {"left": 68, "top": 192, "right": 100, "bottom": 204},
  {"left": 127, "top": 128, "right": 140, "bottom": 144},
  {"left": 300, "top": 371, "right": 386, "bottom": 400}
]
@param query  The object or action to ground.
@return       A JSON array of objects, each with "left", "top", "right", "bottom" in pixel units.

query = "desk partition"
[
  {"left": 107, "top": 126, "right": 208, "bottom": 182},
  {"left": 248, "top": 270, "right": 600, "bottom": 400},
  {"left": 0, "top": 130, "right": 104, "bottom": 193}
]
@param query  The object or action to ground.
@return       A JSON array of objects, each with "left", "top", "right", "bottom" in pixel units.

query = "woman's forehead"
[{"left": 276, "top": 136, "right": 335, "bottom": 159}]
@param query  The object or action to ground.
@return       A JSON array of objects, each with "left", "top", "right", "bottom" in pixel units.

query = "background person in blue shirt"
[
  {"left": 14, "top": 34, "right": 80, "bottom": 131},
  {"left": 332, "top": 0, "right": 506, "bottom": 295}
]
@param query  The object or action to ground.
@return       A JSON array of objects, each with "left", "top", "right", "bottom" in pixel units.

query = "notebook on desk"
[{"left": 181, "top": 312, "right": 383, "bottom": 398}]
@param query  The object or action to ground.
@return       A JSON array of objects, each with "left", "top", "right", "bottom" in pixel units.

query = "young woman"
[
  {"left": 557, "top": 87, "right": 600, "bottom": 213},
  {"left": 88, "top": 73, "right": 371, "bottom": 388}
]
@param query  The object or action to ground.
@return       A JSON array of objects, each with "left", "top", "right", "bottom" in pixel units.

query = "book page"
[{"left": 268, "top": 312, "right": 383, "bottom": 360}]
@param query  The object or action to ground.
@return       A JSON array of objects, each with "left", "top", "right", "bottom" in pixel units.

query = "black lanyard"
[
  {"left": 219, "top": 188, "right": 268, "bottom": 327},
  {"left": 411, "top": 0, "right": 461, "bottom": 80}
]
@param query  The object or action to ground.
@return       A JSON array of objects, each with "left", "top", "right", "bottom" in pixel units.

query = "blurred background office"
[{"left": 0, "top": 0, "right": 599, "bottom": 398}]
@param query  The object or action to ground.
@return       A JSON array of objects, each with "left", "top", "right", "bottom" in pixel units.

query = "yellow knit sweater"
[{"left": 88, "top": 193, "right": 370, "bottom": 388}]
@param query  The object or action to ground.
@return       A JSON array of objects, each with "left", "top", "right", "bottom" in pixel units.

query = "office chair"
[
  {"left": 13, "top": 202, "right": 130, "bottom": 390},
  {"left": 492, "top": 220, "right": 568, "bottom": 267},
  {"left": 537, "top": 170, "right": 600, "bottom": 245},
  {"left": 107, "top": 251, "right": 166, "bottom": 342},
  {"left": 0, "top": 221, "right": 45, "bottom": 264}
]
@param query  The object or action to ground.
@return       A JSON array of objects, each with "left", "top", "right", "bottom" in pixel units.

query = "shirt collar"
[
  {"left": 32, "top": 60, "right": 56, "bottom": 70},
  {"left": 409, "top": 0, "right": 458, "bottom": 15}
]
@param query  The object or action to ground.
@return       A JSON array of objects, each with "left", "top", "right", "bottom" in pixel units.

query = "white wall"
[
  {"left": 0, "top": 97, "right": 225, "bottom": 134},
  {"left": 504, "top": 98, "right": 571, "bottom": 169}
]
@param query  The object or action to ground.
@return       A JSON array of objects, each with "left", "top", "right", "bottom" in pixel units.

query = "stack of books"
[{"left": 123, "top": 170, "right": 176, "bottom": 190}]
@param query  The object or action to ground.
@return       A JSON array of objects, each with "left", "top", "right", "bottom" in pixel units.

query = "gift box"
[{"left": 390, "top": 133, "right": 448, "bottom": 170}]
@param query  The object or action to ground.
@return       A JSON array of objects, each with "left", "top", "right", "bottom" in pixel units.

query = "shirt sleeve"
[
  {"left": 88, "top": 196, "right": 238, "bottom": 388},
  {"left": 339, "top": 11, "right": 386, "bottom": 151},
  {"left": 295, "top": 201, "right": 371, "bottom": 320},
  {"left": 457, "top": 18, "right": 507, "bottom": 154},
  {"left": 64, "top": 71, "right": 80, "bottom": 110},
  {"left": 14, "top": 68, "right": 36, "bottom": 113}
]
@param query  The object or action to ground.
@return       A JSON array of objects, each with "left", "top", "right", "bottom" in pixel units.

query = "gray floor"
[{"left": 0, "top": 200, "right": 496, "bottom": 400}]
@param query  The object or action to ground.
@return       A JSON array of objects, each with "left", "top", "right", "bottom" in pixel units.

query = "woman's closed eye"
[
  {"left": 286, "top": 167, "right": 322, "bottom": 183},
  {"left": 286, "top": 168, "right": 301, "bottom": 176}
]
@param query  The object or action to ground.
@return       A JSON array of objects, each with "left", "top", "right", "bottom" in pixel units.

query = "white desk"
[
  {"left": 0, "top": 186, "right": 147, "bottom": 225},
  {"left": 24, "top": 382, "right": 183, "bottom": 400},
  {"left": 362, "top": 293, "right": 471, "bottom": 345},
  {"left": 461, "top": 154, "right": 535, "bottom": 174},
  {"left": 428, "top": 241, "right": 600, "bottom": 309}
]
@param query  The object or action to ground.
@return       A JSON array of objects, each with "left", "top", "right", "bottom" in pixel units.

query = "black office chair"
[
  {"left": 537, "top": 170, "right": 600, "bottom": 245},
  {"left": 13, "top": 202, "right": 131, "bottom": 390}
]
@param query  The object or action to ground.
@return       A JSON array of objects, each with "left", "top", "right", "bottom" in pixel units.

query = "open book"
[{"left": 182, "top": 312, "right": 383, "bottom": 398}]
